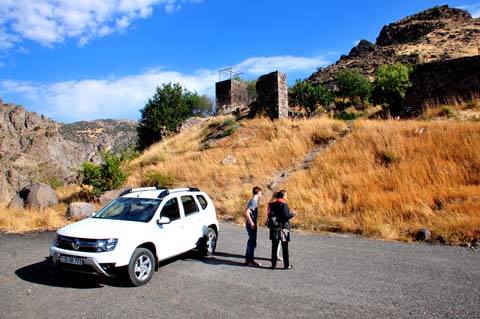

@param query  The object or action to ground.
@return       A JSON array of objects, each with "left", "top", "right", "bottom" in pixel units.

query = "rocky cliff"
[
  {"left": 309, "top": 5, "right": 480, "bottom": 86},
  {"left": 0, "top": 99, "right": 137, "bottom": 202}
]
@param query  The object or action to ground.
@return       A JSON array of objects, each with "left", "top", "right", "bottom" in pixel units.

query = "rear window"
[
  {"left": 196, "top": 195, "right": 208, "bottom": 209},
  {"left": 181, "top": 195, "right": 199, "bottom": 216}
]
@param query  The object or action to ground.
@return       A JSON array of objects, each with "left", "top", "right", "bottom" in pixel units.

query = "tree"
[
  {"left": 335, "top": 69, "right": 372, "bottom": 109},
  {"left": 137, "top": 83, "right": 211, "bottom": 151},
  {"left": 289, "top": 80, "right": 334, "bottom": 116},
  {"left": 372, "top": 64, "right": 412, "bottom": 116},
  {"left": 188, "top": 94, "right": 214, "bottom": 117}
]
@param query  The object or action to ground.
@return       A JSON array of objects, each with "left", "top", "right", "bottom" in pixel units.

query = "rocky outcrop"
[
  {"left": 309, "top": 5, "right": 480, "bottom": 86},
  {"left": 0, "top": 101, "right": 137, "bottom": 202},
  {"left": 16, "top": 183, "right": 58, "bottom": 210},
  {"left": 377, "top": 6, "right": 472, "bottom": 46}
]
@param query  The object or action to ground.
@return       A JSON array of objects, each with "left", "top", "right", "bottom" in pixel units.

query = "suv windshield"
[{"left": 93, "top": 197, "right": 160, "bottom": 222}]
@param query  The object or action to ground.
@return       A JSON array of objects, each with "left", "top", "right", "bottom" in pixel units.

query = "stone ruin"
[{"left": 215, "top": 70, "right": 288, "bottom": 119}]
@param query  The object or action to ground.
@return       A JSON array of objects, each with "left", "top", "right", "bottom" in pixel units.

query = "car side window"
[
  {"left": 160, "top": 198, "right": 180, "bottom": 221},
  {"left": 181, "top": 195, "right": 199, "bottom": 217},
  {"left": 196, "top": 195, "right": 208, "bottom": 210}
]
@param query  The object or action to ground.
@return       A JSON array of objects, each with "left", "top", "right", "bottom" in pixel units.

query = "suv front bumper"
[{"left": 50, "top": 250, "right": 116, "bottom": 277}]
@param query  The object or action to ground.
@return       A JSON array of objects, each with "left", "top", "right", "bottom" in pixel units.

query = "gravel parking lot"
[{"left": 1, "top": 222, "right": 479, "bottom": 318}]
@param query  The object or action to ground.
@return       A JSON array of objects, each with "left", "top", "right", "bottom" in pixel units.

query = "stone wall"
[
  {"left": 215, "top": 79, "right": 248, "bottom": 115},
  {"left": 254, "top": 71, "right": 288, "bottom": 119},
  {"left": 215, "top": 70, "right": 288, "bottom": 119},
  {"left": 406, "top": 55, "right": 480, "bottom": 113}
]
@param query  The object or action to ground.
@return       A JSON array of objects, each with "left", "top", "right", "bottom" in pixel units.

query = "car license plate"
[{"left": 59, "top": 255, "right": 84, "bottom": 265}]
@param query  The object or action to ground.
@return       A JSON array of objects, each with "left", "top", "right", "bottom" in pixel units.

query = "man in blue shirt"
[{"left": 244, "top": 186, "right": 263, "bottom": 267}]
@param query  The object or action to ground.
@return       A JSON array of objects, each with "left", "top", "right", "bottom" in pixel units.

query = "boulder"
[
  {"left": 221, "top": 154, "right": 236, "bottom": 165},
  {"left": 8, "top": 194, "right": 25, "bottom": 210},
  {"left": 67, "top": 202, "right": 95, "bottom": 218},
  {"left": 20, "top": 183, "right": 58, "bottom": 210},
  {"left": 98, "top": 188, "right": 125, "bottom": 206}
]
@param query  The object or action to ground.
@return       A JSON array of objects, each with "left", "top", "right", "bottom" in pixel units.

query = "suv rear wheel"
[{"left": 127, "top": 248, "right": 155, "bottom": 286}]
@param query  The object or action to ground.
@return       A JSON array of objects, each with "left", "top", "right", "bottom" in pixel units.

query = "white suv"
[{"left": 50, "top": 187, "right": 219, "bottom": 286}]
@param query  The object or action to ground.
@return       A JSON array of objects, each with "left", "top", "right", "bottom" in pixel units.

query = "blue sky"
[{"left": 1, "top": 0, "right": 479, "bottom": 123}]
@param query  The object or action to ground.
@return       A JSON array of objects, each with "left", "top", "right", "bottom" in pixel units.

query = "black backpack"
[{"left": 266, "top": 203, "right": 281, "bottom": 228}]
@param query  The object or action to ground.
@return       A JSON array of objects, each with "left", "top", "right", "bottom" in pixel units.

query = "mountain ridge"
[
  {"left": 0, "top": 100, "right": 137, "bottom": 201},
  {"left": 309, "top": 5, "right": 480, "bottom": 86}
]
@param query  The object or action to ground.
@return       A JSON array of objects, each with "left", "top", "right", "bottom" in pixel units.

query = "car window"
[
  {"left": 160, "top": 198, "right": 180, "bottom": 221},
  {"left": 181, "top": 195, "right": 199, "bottom": 217},
  {"left": 196, "top": 195, "right": 208, "bottom": 209}
]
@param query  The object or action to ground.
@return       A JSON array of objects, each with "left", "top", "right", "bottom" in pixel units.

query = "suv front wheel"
[{"left": 127, "top": 248, "right": 155, "bottom": 286}]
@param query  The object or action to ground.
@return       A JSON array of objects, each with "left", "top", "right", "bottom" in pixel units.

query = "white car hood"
[{"left": 57, "top": 218, "right": 148, "bottom": 239}]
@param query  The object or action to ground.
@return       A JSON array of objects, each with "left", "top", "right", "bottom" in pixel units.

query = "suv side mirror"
[{"left": 157, "top": 216, "right": 171, "bottom": 225}]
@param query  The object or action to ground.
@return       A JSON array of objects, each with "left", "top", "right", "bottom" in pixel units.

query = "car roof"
[{"left": 119, "top": 187, "right": 204, "bottom": 200}]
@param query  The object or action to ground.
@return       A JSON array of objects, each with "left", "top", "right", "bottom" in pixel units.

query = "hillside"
[
  {"left": 123, "top": 112, "right": 480, "bottom": 244},
  {"left": 0, "top": 100, "right": 137, "bottom": 202},
  {"left": 309, "top": 5, "right": 480, "bottom": 86}
]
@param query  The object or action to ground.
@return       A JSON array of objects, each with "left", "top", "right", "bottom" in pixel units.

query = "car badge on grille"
[{"left": 72, "top": 239, "right": 80, "bottom": 251}]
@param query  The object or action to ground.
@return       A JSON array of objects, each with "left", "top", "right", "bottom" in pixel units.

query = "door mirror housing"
[{"left": 157, "top": 216, "right": 171, "bottom": 225}]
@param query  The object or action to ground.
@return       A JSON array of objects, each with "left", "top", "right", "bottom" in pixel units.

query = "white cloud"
[
  {"left": 0, "top": 55, "right": 327, "bottom": 122},
  {"left": 458, "top": 3, "right": 480, "bottom": 18},
  {"left": 0, "top": 0, "right": 198, "bottom": 50},
  {"left": 234, "top": 55, "right": 329, "bottom": 76},
  {"left": 0, "top": 68, "right": 218, "bottom": 122}
]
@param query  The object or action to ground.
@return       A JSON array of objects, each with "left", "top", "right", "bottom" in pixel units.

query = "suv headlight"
[{"left": 96, "top": 238, "right": 118, "bottom": 252}]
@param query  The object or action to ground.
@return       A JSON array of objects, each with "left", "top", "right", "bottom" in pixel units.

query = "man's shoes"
[
  {"left": 284, "top": 265, "right": 293, "bottom": 270},
  {"left": 244, "top": 260, "right": 262, "bottom": 267}
]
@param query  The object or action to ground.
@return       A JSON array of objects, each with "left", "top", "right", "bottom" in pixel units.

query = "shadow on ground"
[
  {"left": 194, "top": 251, "right": 271, "bottom": 269},
  {"left": 16, "top": 250, "right": 273, "bottom": 288}
]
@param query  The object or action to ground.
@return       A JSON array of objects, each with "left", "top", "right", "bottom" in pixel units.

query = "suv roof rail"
[
  {"left": 120, "top": 186, "right": 167, "bottom": 197},
  {"left": 168, "top": 187, "right": 201, "bottom": 193}
]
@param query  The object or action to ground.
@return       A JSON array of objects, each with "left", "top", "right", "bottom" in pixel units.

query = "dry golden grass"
[
  {"left": 1, "top": 111, "right": 479, "bottom": 244},
  {"left": 127, "top": 116, "right": 347, "bottom": 223},
  {"left": 423, "top": 94, "right": 480, "bottom": 120},
  {"left": 0, "top": 202, "right": 69, "bottom": 233},
  {"left": 283, "top": 119, "right": 480, "bottom": 243},
  {"left": 0, "top": 184, "right": 102, "bottom": 233}
]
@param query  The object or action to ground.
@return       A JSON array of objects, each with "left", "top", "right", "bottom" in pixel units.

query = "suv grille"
[{"left": 57, "top": 235, "right": 98, "bottom": 252}]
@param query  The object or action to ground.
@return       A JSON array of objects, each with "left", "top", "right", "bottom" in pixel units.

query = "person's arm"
[
  {"left": 244, "top": 208, "right": 255, "bottom": 229},
  {"left": 282, "top": 204, "right": 296, "bottom": 220}
]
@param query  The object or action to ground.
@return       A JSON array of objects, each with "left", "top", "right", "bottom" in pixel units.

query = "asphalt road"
[{"left": 1, "top": 222, "right": 479, "bottom": 319}]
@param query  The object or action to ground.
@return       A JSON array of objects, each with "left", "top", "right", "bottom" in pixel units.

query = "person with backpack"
[
  {"left": 269, "top": 189, "right": 296, "bottom": 269},
  {"left": 267, "top": 192, "right": 283, "bottom": 261}
]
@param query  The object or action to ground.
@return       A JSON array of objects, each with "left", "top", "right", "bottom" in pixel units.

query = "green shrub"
[
  {"left": 333, "top": 112, "right": 361, "bottom": 121},
  {"left": 372, "top": 63, "right": 412, "bottom": 117},
  {"left": 439, "top": 105, "right": 454, "bottom": 118},
  {"left": 289, "top": 79, "right": 334, "bottom": 116},
  {"left": 141, "top": 170, "right": 176, "bottom": 187},
  {"left": 335, "top": 69, "right": 372, "bottom": 108},
  {"left": 77, "top": 151, "right": 128, "bottom": 196},
  {"left": 48, "top": 177, "right": 64, "bottom": 189},
  {"left": 223, "top": 118, "right": 236, "bottom": 126}
]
